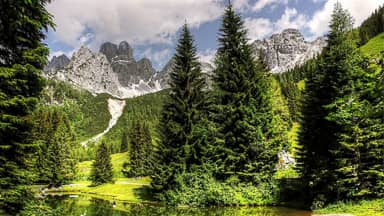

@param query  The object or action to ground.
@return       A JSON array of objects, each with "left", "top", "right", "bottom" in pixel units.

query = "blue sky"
[{"left": 45, "top": 0, "right": 384, "bottom": 70}]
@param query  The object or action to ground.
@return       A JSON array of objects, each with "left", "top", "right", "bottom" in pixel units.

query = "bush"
[{"left": 158, "top": 169, "right": 279, "bottom": 206}]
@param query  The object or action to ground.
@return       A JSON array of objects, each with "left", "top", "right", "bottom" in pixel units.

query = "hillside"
[
  {"left": 41, "top": 80, "right": 111, "bottom": 142},
  {"left": 41, "top": 80, "right": 167, "bottom": 157},
  {"left": 104, "top": 90, "right": 167, "bottom": 152},
  {"left": 361, "top": 32, "right": 384, "bottom": 57}
]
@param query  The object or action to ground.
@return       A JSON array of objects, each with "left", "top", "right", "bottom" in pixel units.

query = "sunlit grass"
[
  {"left": 361, "top": 33, "right": 384, "bottom": 57},
  {"left": 315, "top": 199, "right": 384, "bottom": 216},
  {"left": 50, "top": 177, "right": 152, "bottom": 203},
  {"left": 77, "top": 152, "right": 128, "bottom": 180}
]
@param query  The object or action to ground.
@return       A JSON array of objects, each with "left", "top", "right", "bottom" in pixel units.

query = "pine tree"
[
  {"left": 151, "top": 24, "right": 207, "bottom": 191},
  {"left": 120, "top": 131, "right": 128, "bottom": 152},
  {"left": 122, "top": 121, "right": 153, "bottom": 177},
  {"left": 90, "top": 142, "right": 114, "bottom": 186},
  {"left": 325, "top": 49, "right": 384, "bottom": 199},
  {"left": 141, "top": 122, "right": 154, "bottom": 174},
  {"left": 297, "top": 3, "right": 361, "bottom": 207},
  {"left": 0, "top": 0, "right": 54, "bottom": 213},
  {"left": 211, "top": 4, "right": 286, "bottom": 183},
  {"left": 33, "top": 107, "right": 77, "bottom": 187}
]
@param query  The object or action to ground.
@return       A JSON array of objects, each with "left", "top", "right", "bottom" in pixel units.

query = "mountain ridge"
[{"left": 45, "top": 29, "right": 326, "bottom": 98}]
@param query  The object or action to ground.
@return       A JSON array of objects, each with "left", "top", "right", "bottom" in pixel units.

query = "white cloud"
[
  {"left": 232, "top": 0, "right": 251, "bottom": 11},
  {"left": 198, "top": 49, "right": 216, "bottom": 64},
  {"left": 47, "top": 0, "right": 224, "bottom": 50},
  {"left": 309, "top": 0, "right": 384, "bottom": 38},
  {"left": 252, "top": 0, "right": 289, "bottom": 12},
  {"left": 245, "top": 7, "right": 309, "bottom": 41},
  {"left": 244, "top": 18, "right": 274, "bottom": 40},
  {"left": 275, "top": 8, "right": 308, "bottom": 31},
  {"left": 142, "top": 48, "right": 172, "bottom": 69}
]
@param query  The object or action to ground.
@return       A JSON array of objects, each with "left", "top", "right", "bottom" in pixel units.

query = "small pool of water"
[{"left": 45, "top": 195, "right": 312, "bottom": 216}]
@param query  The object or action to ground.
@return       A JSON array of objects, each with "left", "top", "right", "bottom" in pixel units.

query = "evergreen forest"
[{"left": 0, "top": 1, "right": 383, "bottom": 215}]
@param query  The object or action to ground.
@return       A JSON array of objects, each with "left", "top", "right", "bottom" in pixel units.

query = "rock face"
[
  {"left": 44, "top": 42, "right": 163, "bottom": 98},
  {"left": 252, "top": 29, "right": 327, "bottom": 73},
  {"left": 44, "top": 29, "right": 325, "bottom": 98},
  {"left": 152, "top": 58, "right": 215, "bottom": 89},
  {"left": 45, "top": 54, "right": 70, "bottom": 71}
]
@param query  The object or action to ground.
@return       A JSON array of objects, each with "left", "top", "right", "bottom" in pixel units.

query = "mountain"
[
  {"left": 252, "top": 28, "right": 327, "bottom": 73},
  {"left": 45, "top": 54, "right": 70, "bottom": 71},
  {"left": 44, "top": 29, "right": 325, "bottom": 98},
  {"left": 44, "top": 41, "right": 163, "bottom": 98}
]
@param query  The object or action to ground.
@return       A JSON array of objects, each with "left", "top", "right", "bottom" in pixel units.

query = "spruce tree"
[
  {"left": 0, "top": 0, "right": 54, "bottom": 213},
  {"left": 33, "top": 107, "right": 77, "bottom": 187},
  {"left": 151, "top": 24, "right": 207, "bottom": 191},
  {"left": 326, "top": 49, "right": 384, "bottom": 199},
  {"left": 120, "top": 131, "right": 128, "bottom": 152},
  {"left": 297, "top": 3, "right": 361, "bottom": 207},
  {"left": 211, "top": 4, "right": 286, "bottom": 183},
  {"left": 90, "top": 142, "right": 114, "bottom": 186},
  {"left": 122, "top": 121, "right": 153, "bottom": 177}
]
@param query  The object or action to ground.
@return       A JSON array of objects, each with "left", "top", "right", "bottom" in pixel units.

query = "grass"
[
  {"left": 62, "top": 152, "right": 154, "bottom": 203},
  {"left": 360, "top": 33, "right": 384, "bottom": 57},
  {"left": 77, "top": 152, "right": 128, "bottom": 180},
  {"left": 48, "top": 177, "right": 153, "bottom": 203},
  {"left": 315, "top": 199, "right": 384, "bottom": 216}
]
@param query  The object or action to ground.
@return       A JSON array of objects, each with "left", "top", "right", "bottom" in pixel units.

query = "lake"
[{"left": 45, "top": 195, "right": 312, "bottom": 216}]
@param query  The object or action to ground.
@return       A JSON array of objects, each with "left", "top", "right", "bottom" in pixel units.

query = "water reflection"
[{"left": 45, "top": 195, "right": 312, "bottom": 216}]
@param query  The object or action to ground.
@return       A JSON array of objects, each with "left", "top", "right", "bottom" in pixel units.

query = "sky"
[{"left": 45, "top": 0, "right": 384, "bottom": 70}]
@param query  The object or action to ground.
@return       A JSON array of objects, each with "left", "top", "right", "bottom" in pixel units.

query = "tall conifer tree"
[
  {"left": 152, "top": 24, "right": 207, "bottom": 191},
  {"left": 90, "top": 142, "right": 113, "bottom": 185},
  {"left": 120, "top": 131, "right": 128, "bottom": 152},
  {"left": 122, "top": 121, "right": 153, "bottom": 177},
  {"left": 0, "top": 0, "right": 54, "bottom": 213},
  {"left": 212, "top": 3, "right": 286, "bottom": 183},
  {"left": 297, "top": 3, "right": 360, "bottom": 206},
  {"left": 33, "top": 107, "right": 77, "bottom": 187}
]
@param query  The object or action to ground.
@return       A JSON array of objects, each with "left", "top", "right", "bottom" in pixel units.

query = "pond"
[{"left": 45, "top": 195, "right": 312, "bottom": 216}]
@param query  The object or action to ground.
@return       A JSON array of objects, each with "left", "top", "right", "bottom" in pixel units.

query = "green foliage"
[
  {"left": 297, "top": 2, "right": 384, "bottom": 207},
  {"left": 104, "top": 90, "right": 167, "bottom": 153},
  {"left": 0, "top": 0, "right": 54, "bottom": 213},
  {"left": 90, "top": 142, "right": 114, "bottom": 186},
  {"left": 19, "top": 200, "right": 63, "bottom": 216},
  {"left": 325, "top": 52, "right": 384, "bottom": 199},
  {"left": 41, "top": 80, "right": 110, "bottom": 142},
  {"left": 120, "top": 131, "right": 128, "bottom": 152},
  {"left": 358, "top": 5, "right": 384, "bottom": 45},
  {"left": 122, "top": 121, "right": 153, "bottom": 177},
  {"left": 274, "top": 58, "right": 318, "bottom": 121},
  {"left": 152, "top": 24, "right": 208, "bottom": 191},
  {"left": 211, "top": 4, "right": 287, "bottom": 183},
  {"left": 76, "top": 152, "right": 128, "bottom": 180},
  {"left": 297, "top": 2, "right": 355, "bottom": 207},
  {"left": 360, "top": 33, "right": 384, "bottom": 57},
  {"left": 32, "top": 106, "right": 78, "bottom": 187},
  {"left": 315, "top": 199, "right": 384, "bottom": 216},
  {"left": 159, "top": 168, "right": 279, "bottom": 207}
]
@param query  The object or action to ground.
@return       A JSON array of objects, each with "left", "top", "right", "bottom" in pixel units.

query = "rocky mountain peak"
[
  {"left": 75, "top": 46, "right": 94, "bottom": 59},
  {"left": 118, "top": 41, "right": 133, "bottom": 59},
  {"left": 252, "top": 28, "right": 327, "bottom": 73},
  {"left": 45, "top": 41, "right": 162, "bottom": 98},
  {"left": 99, "top": 42, "right": 118, "bottom": 62},
  {"left": 44, "top": 29, "right": 325, "bottom": 98},
  {"left": 45, "top": 54, "right": 70, "bottom": 71}
]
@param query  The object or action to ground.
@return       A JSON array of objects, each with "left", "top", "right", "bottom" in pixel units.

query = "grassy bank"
[
  {"left": 314, "top": 199, "right": 384, "bottom": 216},
  {"left": 47, "top": 177, "right": 153, "bottom": 203},
  {"left": 77, "top": 152, "right": 128, "bottom": 180}
]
